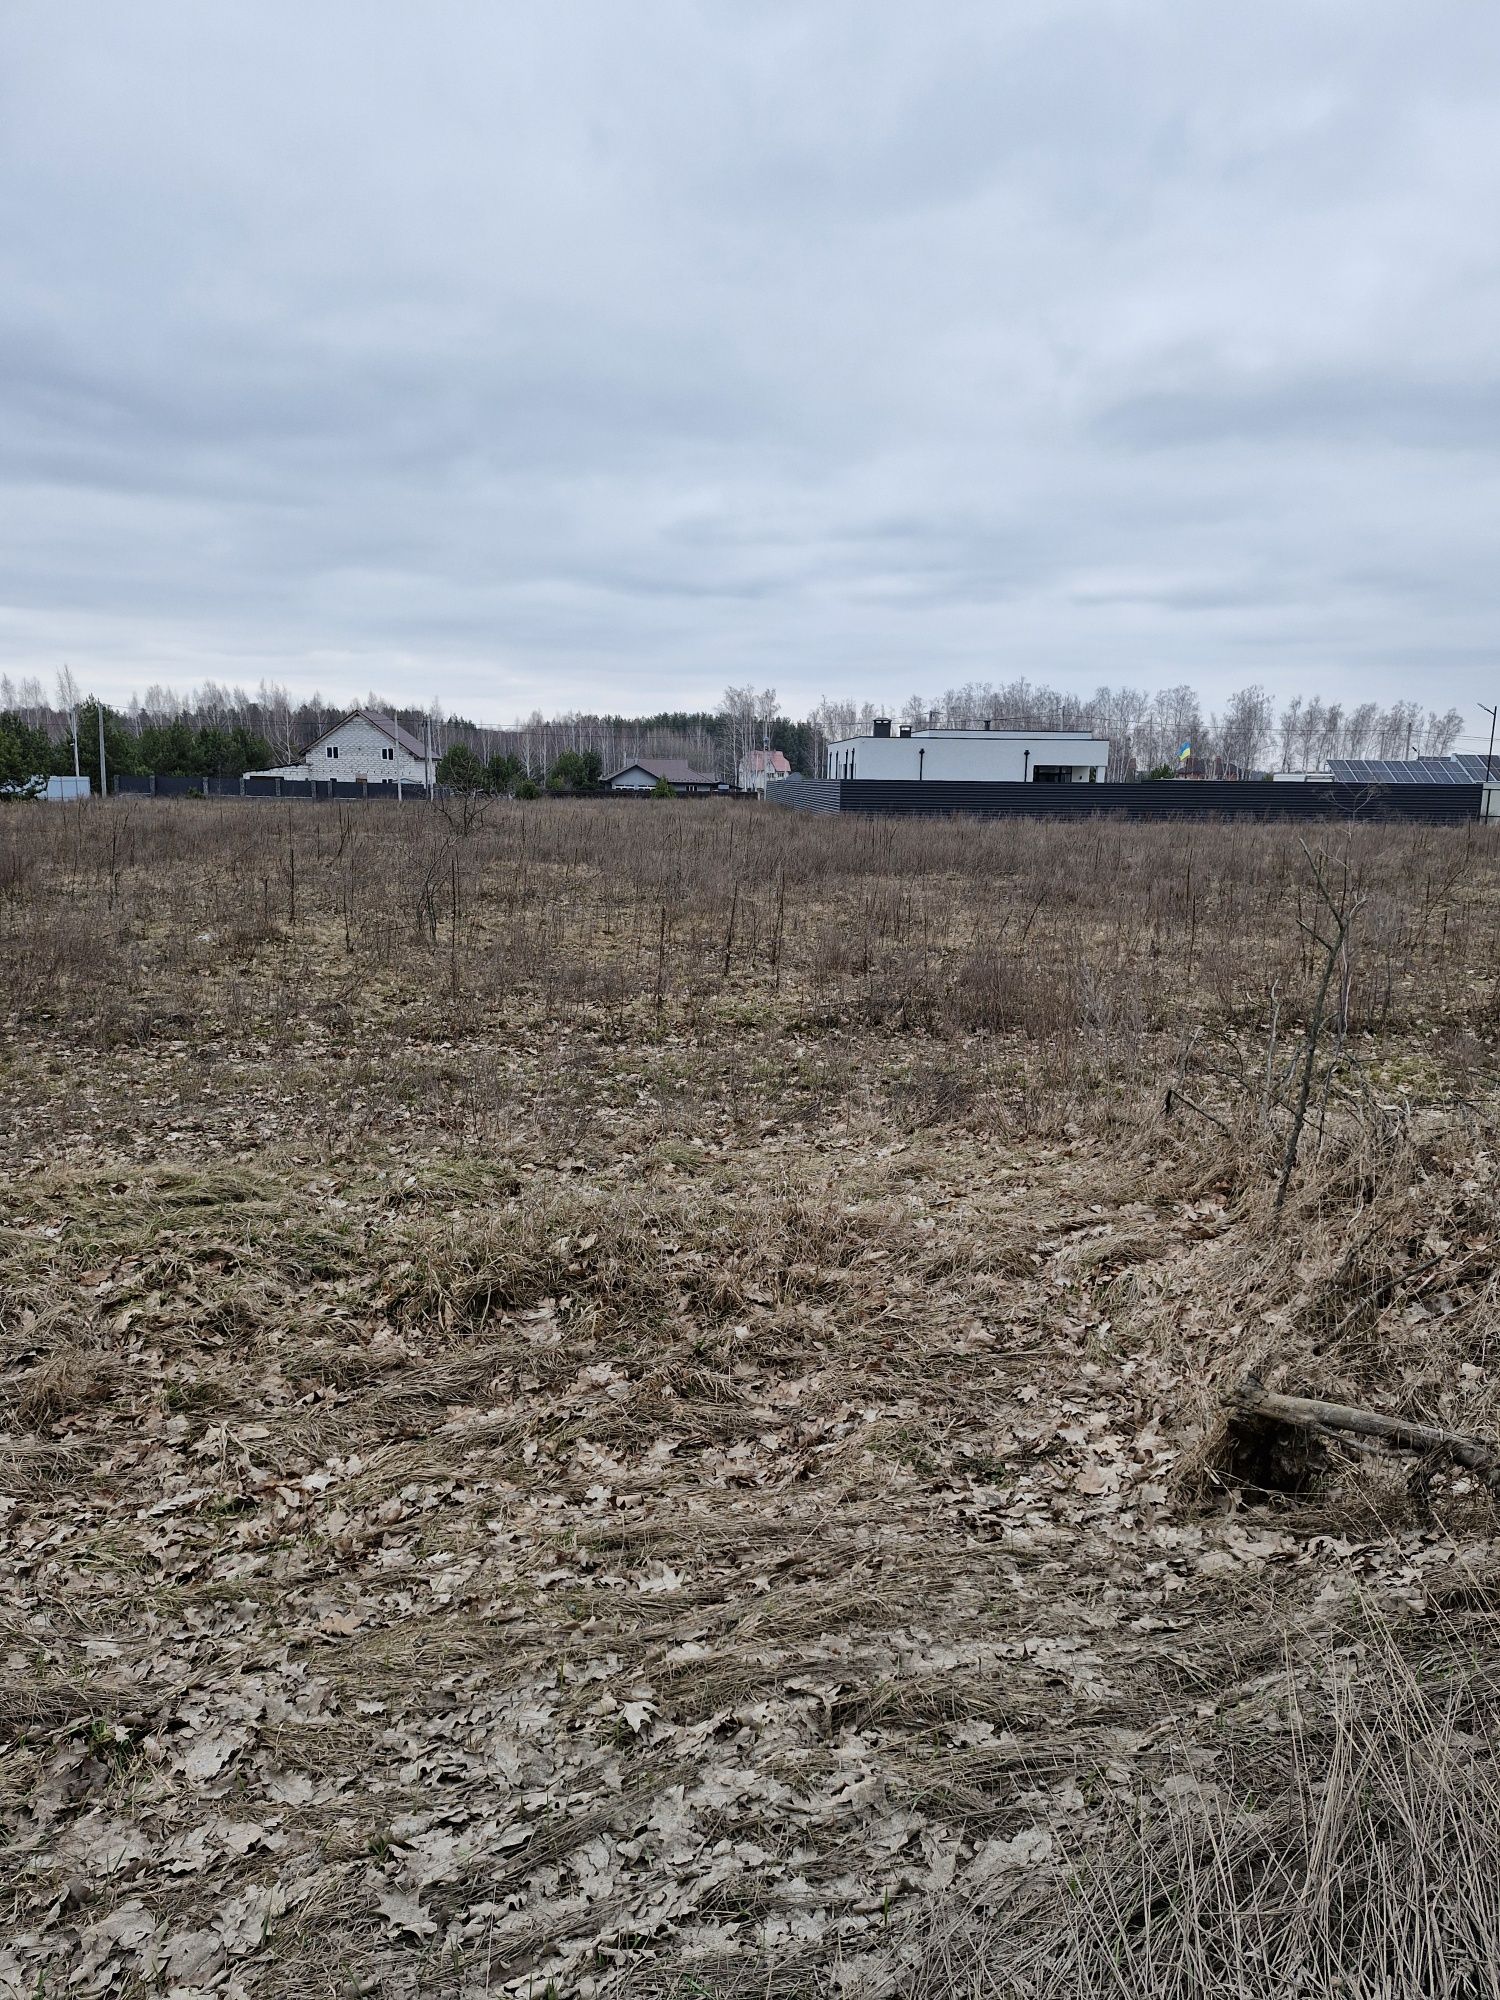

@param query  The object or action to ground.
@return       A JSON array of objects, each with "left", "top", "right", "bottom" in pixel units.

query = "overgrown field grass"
[{"left": 2, "top": 798, "right": 1498, "bottom": 1998}]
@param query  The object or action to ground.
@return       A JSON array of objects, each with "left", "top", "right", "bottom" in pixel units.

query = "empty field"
[{"left": 3, "top": 799, "right": 1499, "bottom": 1998}]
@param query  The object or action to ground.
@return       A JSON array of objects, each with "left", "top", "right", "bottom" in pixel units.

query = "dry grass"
[
  {"left": 0, "top": 799, "right": 1498, "bottom": 1998},
  {"left": 909, "top": 1624, "right": 1500, "bottom": 2000}
]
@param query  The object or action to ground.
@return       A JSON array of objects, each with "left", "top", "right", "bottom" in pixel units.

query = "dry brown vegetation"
[{"left": 2, "top": 797, "right": 1499, "bottom": 1999}]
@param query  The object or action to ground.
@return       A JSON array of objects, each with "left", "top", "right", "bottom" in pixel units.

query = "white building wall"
[
  {"left": 608, "top": 764, "right": 662, "bottom": 790},
  {"left": 823, "top": 732, "right": 1109, "bottom": 783},
  {"left": 308, "top": 716, "right": 428, "bottom": 784}
]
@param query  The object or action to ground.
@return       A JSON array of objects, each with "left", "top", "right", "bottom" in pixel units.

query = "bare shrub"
[{"left": 2, "top": 801, "right": 1496, "bottom": 1076}]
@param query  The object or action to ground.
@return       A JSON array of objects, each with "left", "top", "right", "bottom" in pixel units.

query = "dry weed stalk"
[{"left": 907, "top": 1627, "right": 1500, "bottom": 2000}]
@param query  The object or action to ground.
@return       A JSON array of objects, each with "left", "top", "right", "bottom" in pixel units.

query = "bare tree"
[
  {"left": 1090, "top": 684, "right": 1148, "bottom": 775},
  {"left": 1377, "top": 702, "right": 1421, "bottom": 758},
  {"left": 719, "top": 685, "right": 758, "bottom": 785},
  {"left": 1311, "top": 702, "right": 1343, "bottom": 771},
  {"left": 1341, "top": 702, "right": 1379, "bottom": 759},
  {"left": 1421, "top": 707, "right": 1464, "bottom": 758},
  {"left": 1216, "top": 685, "right": 1275, "bottom": 774},
  {"left": 56, "top": 666, "right": 81, "bottom": 777},
  {"left": 1275, "top": 843, "right": 1364, "bottom": 1213},
  {"left": 1277, "top": 697, "right": 1303, "bottom": 771}
]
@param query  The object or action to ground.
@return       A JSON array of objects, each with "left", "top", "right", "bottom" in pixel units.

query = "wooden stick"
[
  {"left": 1162, "top": 1085, "right": 1230, "bottom": 1133},
  {"left": 1228, "top": 1379, "right": 1500, "bottom": 1483}
]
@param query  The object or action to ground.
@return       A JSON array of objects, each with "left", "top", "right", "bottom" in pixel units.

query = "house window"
[
  {"left": 326, "top": 746, "right": 338, "bottom": 759},
  {"left": 382, "top": 746, "right": 394, "bottom": 760}
]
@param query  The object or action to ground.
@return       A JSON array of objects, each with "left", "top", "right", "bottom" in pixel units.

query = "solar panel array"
[{"left": 1327, "top": 755, "right": 1498, "bottom": 785}]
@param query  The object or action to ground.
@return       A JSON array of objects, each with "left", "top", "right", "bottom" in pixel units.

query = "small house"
[
  {"left": 738, "top": 748, "right": 792, "bottom": 794},
  {"left": 604, "top": 757, "right": 719, "bottom": 796},
  {"left": 248, "top": 710, "right": 430, "bottom": 786},
  {"left": 298, "top": 710, "right": 430, "bottom": 785}
]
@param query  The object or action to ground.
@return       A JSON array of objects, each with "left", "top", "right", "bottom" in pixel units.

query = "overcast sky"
[{"left": 3, "top": 2, "right": 1498, "bottom": 730}]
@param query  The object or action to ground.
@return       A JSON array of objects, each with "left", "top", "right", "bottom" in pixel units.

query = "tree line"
[
  {"left": 0, "top": 666, "right": 1473, "bottom": 795},
  {"left": 809, "top": 683, "right": 1467, "bottom": 776}
]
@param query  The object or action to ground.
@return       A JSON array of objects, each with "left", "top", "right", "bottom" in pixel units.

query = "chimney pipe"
[{"left": 872, "top": 716, "right": 891, "bottom": 738}]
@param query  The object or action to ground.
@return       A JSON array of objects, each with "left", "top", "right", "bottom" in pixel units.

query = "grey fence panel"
[
  {"left": 769, "top": 781, "right": 843, "bottom": 813},
  {"left": 109, "top": 773, "right": 446, "bottom": 801},
  {"left": 771, "top": 780, "right": 1482, "bottom": 824}
]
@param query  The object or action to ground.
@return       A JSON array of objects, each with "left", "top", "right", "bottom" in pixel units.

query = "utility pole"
[
  {"left": 423, "top": 715, "right": 433, "bottom": 798},
  {"left": 1481, "top": 702, "right": 1497, "bottom": 782},
  {"left": 97, "top": 699, "right": 107, "bottom": 800}
]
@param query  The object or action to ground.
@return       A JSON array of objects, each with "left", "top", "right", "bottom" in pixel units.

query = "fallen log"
[{"left": 1227, "top": 1378, "right": 1500, "bottom": 1486}]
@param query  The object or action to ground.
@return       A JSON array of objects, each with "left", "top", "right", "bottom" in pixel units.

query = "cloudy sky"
[{"left": 3, "top": 2, "right": 1499, "bottom": 730}]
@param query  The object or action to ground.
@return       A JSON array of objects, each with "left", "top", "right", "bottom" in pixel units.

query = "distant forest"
[{"left": 0, "top": 668, "right": 1470, "bottom": 789}]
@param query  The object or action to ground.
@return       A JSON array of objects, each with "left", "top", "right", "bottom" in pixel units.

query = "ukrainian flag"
[{"left": 1177, "top": 740, "right": 1192, "bottom": 765}]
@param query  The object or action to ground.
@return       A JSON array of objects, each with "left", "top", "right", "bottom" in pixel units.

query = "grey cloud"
[
  {"left": 1095, "top": 376, "right": 1500, "bottom": 453},
  {"left": 1, "top": 0, "right": 1498, "bottom": 727}
]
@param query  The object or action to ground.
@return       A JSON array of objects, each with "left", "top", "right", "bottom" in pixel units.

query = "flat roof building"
[{"left": 823, "top": 720, "right": 1110, "bottom": 784}]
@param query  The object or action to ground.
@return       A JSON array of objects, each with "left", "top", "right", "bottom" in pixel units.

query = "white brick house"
[{"left": 299, "top": 711, "right": 430, "bottom": 785}]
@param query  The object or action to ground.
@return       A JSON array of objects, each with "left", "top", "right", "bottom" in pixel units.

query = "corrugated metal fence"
[{"left": 769, "top": 779, "right": 1484, "bottom": 823}]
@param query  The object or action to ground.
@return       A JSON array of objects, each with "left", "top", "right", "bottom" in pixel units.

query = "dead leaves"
[{"left": 4, "top": 1021, "right": 1498, "bottom": 1999}]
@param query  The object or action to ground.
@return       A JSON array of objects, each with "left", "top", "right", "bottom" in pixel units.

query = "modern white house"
[
  {"left": 738, "top": 748, "right": 792, "bottom": 794},
  {"left": 823, "top": 720, "right": 1111, "bottom": 783},
  {"left": 249, "top": 710, "right": 431, "bottom": 786}
]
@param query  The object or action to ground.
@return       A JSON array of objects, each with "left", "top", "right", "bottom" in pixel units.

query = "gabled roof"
[
  {"left": 305, "top": 709, "right": 427, "bottom": 760},
  {"left": 745, "top": 749, "right": 792, "bottom": 773},
  {"left": 605, "top": 757, "right": 719, "bottom": 787}
]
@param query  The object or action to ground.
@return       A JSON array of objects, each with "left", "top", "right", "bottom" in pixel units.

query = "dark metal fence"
[
  {"left": 115, "top": 775, "right": 442, "bottom": 801},
  {"left": 109, "top": 777, "right": 755, "bottom": 803},
  {"left": 102, "top": 775, "right": 1489, "bottom": 823},
  {"left": 769, "top": 779, "right": 1484, "bottom": 824}
]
